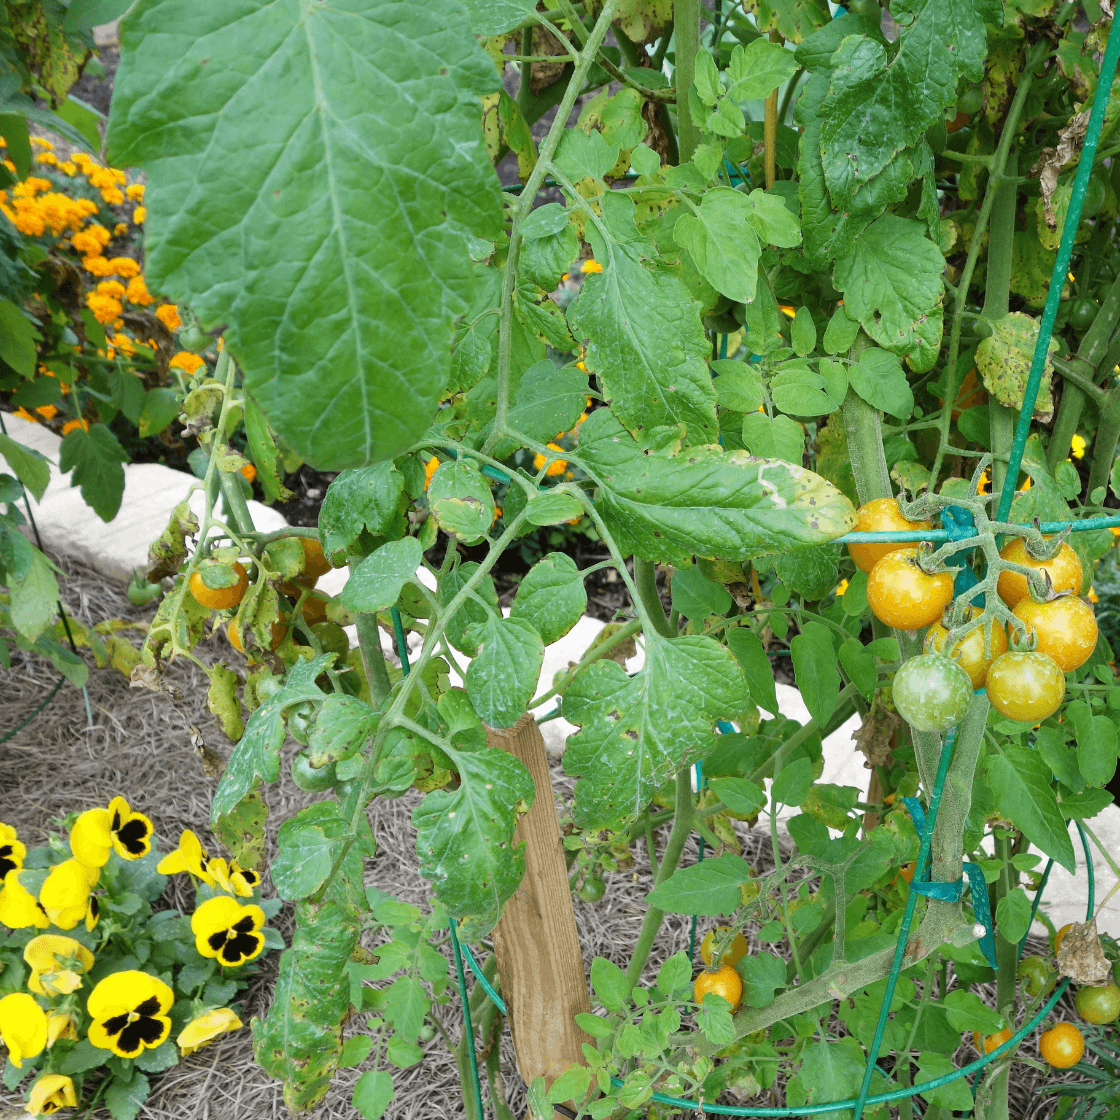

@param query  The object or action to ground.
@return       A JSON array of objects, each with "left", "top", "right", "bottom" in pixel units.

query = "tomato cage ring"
[{"left": 448, "top": 736, "right": 1093, "bottom": 1118}]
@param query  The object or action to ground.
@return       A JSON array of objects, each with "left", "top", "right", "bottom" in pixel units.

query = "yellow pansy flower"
[
  {"left": 45, "top": 1010, "right": 78, "bottom": 1047},
  {"left": 177, "top": 1007, "right": 243, "bottom": 1055},
  {"left": 39, "top": 859, "right": 98, "bottom": 931},
  {"left": 0, "top": 822, "right": 25, "bottom": 878},
  {"left": 0, "top": 869, "right": 50, "bottom": 929},
  {"left": 24, "top": 934, "right": 95, "bottom": 996},
  {"left": 70, "top": 796, "right": 153, "bottom": 869},
  {"left": 157, "top": 829, "right": 216, "bottom": 887},
  {"left": 87, "top": 971, "right": 173, "bottom": 1058},
  {"left": 207, "top": 857, "right": 260, "bottom": 898},
  {"left": 191, "top": 895, "right": 266, "bottom": 967},
  {"left": 27, "top": 1073, "right": 78, "bottom": 1115},
  {"left": 0, "top": 992, "right": 48, "bottom": 1067}
]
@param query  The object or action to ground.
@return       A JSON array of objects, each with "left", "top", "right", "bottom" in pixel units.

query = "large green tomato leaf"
[
  {"left": 412, "top": 744, "right": 534, "bottom": 940},
  {"left": 568, "top": 192, "right": 718, "bottom": 445},
  {"left": 562, "top": 633, "right": 745, "bottom": 833},
  {"left": 817, "top": 0, "right": 992, "bottom": 206},
  {"left": 254, "top": 886, "right": 363, "bottom": 1110},
  {"left": 340, "top": 537, "right": 423, "bottom": 615},
  {"left": 107, "top": 0, "right": 504, "bottom": 469},
  {"left": 575, "top": 409, "right": 857, "bottom": 564},
  {"left": 785, "top": 1037, "right": 867, "bottom": 1119},
  {"left": 59, "top": 424, "right": 129, "bottom": 522},
  {"left": 833, "top": 216, "right": 945, "bottom": 372},
  {"left": 985, "top": 746, "right": 1076, "bottom": 872},
  {"left": 645, "top": 852, "right": 753, "bottom": 916}
]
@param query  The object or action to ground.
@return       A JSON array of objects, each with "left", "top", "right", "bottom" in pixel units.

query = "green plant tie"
[
  {"left": 459, "top": 938, "right": 507, "bottom": 1014},
  {"left": 449, "top": 919, "right": 488, "bottom": 1120},
  {"left": 996, "top": 12, "right": 1120, "bottom": 523},
  {"left": 390, "top": 606, "right": 411, "bottom": 673},
  {"left": 850, "top": 724, "right": 961, "bottom": 1119},
  {"left": 901, "top": 796, "right": 998, "bottom": 969}
]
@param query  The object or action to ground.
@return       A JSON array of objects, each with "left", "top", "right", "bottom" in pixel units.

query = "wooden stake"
[{"left": 489, "top": 714, "right": 591, "bottom": 1110}]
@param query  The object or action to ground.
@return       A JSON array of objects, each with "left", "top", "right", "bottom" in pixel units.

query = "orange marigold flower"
[
  {"left": 240, "top": 463, "right": 257, "bottom": 482},
  {"left": 107, "top": 257, "right": 140, "bottom": 279},
  {"left": 29, "top": 137, "right": 54, "bottom": 151},
  {"left": 96, "top": 280, "right": 127, "bottom": 300},
  {"left": 86, "top": 292, "right": 123, "bottom": 324},
  {"left": 62, "top": 419, "right": 89, "bottom": 434},
  {"left": 423, "top": 456, "right": 440, "bottom": 491},
  {"left": 533, "top": 443, "right": 568, "bottom": 477},
  {"left": 155, "top": 303, "right": 182, "bottom": 331},
  {"left": 100, "top": 187, "right": 125, "bottom": 206},
  {"left": 81, "top": 256, "right": 117, "bottom": 277},
  {"left": 35, "top": 405, "right": 58, "bottom": 420},
  {"left": 126, "top": 183, "right": 145, "bottom": 201},
  {"left": 13, "top": 407, "right": 38, "bottom": 423},
  {"left": 113, "top": 222, "right": 129, "bottom": 236},
  {"left": 581, "top": 259, "right": 603, "bottom": 274},
  {"left": 169, "top": 351, "right": 204, "bottom": 374},
  {"left": 126, "top": 276, "right": 153, "bottom": 306},
  {"left": 133, "top": 206, "right": 146, "bottom": 223}
]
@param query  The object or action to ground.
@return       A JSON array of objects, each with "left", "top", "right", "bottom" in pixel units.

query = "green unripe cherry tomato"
[
  {"left": 290, "top": 750, "right": 336, "bottom": 792},
  {"left": 1018, "top": 955, "right": 1049, "bottom": 997},
  {"left": 312, "top": 621, "right": 349, "bottom": 657},
  {"left": 417, "top": 1024, "right": 436, "bottom": 1043},
  {"left": 177, "top": 324, "right": 211, "bottom": 352},
  {"left": 1068, "top": 298, "right": 1100, "bottom": 332},
  {"left": 891, "top": 653, "right": 973, "bottom": 733},
  {"left": 1075, "top": 981, "right": 1120, "bottom": 1025},
  {"left": 956, "top": 85, "right": 983, "bottom": 116},
  {"left": 577, "top": 875, "right": 606, "bottom": 902},
  {"left": 287, "top": 701, "right": 315, "bottom": 745}
]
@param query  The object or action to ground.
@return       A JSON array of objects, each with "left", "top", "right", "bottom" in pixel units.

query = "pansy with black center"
[
  {"left": 0, "top": 823, "right": 25, "bottom": 879},
  {"left": 86, "top": 970, "right": 173, "bottom": 1058},
  {"left": 190, "top": 895, "right": 266, "bottom": 967},
  {"left": 70, "top": 796, "right": 153, "bottom": 869}
]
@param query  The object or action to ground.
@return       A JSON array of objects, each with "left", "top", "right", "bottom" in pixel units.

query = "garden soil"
[{"left": 0, "top": 561, "right": 1071, "bottom": 1119}]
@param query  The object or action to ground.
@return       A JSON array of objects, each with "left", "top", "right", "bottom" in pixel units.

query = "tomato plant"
[{"left": 3, "top": 1, "right": 1120, "bottom": 1119}]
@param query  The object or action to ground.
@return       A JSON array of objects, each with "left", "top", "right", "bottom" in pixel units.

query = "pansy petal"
[
  {"left": 0, "top": 992, "right": 48, "bottom": 1068},
  {"left": 69, "top": 808, "right": 112, "bottom": 869},
  {"left": 0, "top": 869, "right": 49, "bottom": 930}
]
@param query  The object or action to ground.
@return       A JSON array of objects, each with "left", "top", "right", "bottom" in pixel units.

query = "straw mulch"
[{"left": 0, "top": 560, "right": 1076, "bottom": 1119}]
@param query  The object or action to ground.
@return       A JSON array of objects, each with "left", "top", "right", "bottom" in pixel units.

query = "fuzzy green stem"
[
  {"left": 673, "top": 0, "right": 701, "bottom": 162},
  {"left": 986, "top": 149, "right": 1018, "bottom": 499},
  {"left": 929, "top": 42, "right": 1047, "bottom": 489},
  {"left": 355, "top": 611, "right": 392, "bottom": 707},
  {"left": 634, "top": 557, "right": 673, "bottom": 638},
  {"left": 1087, "top": 386, "right": 1120, "bottom": 498},
  {"left": 625, "top": 767, "right": 695, "bottom": 985}
]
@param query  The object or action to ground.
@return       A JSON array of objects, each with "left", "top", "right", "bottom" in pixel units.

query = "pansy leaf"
[
  {"left": 211, "top": 656, "right": 332, "bottom": 863},
  {"left": 413, "top": 743, "right": 534, "bottom": 939},
  {"left": 563, "top": 633, "right": 745, "bottom": 833},
  {"left": 576, "top": 409, "right": 856, "bottom": 564},
  {"left": 107, "top": 0, "right": 504, "bottom": 470},
  {"left": 103, "top": 1072, "right": 151, "bottom": 1120},
  {"left": 509, "top": 552, "right": 588, "bottom": 645}
]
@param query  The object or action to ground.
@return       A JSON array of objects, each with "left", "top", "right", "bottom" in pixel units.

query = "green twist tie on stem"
[
  {"left": 996, "top": 11, "right": 1120, "bottom": 523},
  {"left": 901, "top": 797, "right": 998, "bottom": 969}
]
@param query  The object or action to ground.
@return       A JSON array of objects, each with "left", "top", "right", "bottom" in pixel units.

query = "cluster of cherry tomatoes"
[
  {"left": 850, "top": 499, "right": 1097, "bottom": 733},
  {"left": 186, "top": 537, "right": 347, "bottom": 660}
]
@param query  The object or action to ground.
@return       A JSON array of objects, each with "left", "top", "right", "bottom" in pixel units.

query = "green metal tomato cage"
[{"left": 411, "top": 11, "right": 1120, "bottom": 1117}]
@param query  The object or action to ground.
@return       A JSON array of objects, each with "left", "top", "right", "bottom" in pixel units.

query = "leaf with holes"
[
  {"left": 576, "top": 409, "right": 856, "bottom": 564},
  {"left": 510, "top": 553, "right": 587, "bottom": 645},
  {"left": 465, "top": 616, "right": 543, "bottom": 729},
  {"left": 413, "top": 744, "right": 534, "bottom": 939},
  {"left": 562, "top": 633, "right": 745, "bottom": 833},
  {"left": 427, "top": 461, "right": 494, "bottom": 544}
]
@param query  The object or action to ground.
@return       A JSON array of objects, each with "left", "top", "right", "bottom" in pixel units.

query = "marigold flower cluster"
[{"left": 0, "top": 811, "right": 270, "bottom": 1115}]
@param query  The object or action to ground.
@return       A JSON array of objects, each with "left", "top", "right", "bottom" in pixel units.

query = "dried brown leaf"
[
  {"left": 1032, "top": 110, "right": 1090, "bottom": 227},
  {"left": 1056, "top": 918, "right": 1112, "bottom": 986}
]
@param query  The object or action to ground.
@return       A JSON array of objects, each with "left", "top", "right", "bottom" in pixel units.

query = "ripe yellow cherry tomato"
[
  {"left": 847, "top": 497, "right": 933, "bottom": 574},
  {"left": 189, "top": 561, "right": 248, "bottom": 610},
  {"left": 693, "top": 965, "right": 743, "bottom": 1013},
  {"left": 1011, "top": 595, "right": 1098, "bottom": 672},
  {"left": 984, "top": 651, "right": 1065, "bottom": 723},
  {"left": 973, "top": 1027, "right": 1012, "bottom": 1054},
  {"left": 228, "top": 617, "right": 287, "bottom": 656},
  {"left": 1039, "top": 1022, "right": 1084, "bottom": 1069},
  {"left": 699, "top": 927, "right": 748, "bottom": 968},
  {"left": 867, "top": 548, "right": 954, "bottom": 630},
  {"left": 997, "top": 538, "right": 1082, "bottom": 606},
  {"left": 924, "top": 607, "right": 1009, "bottom": 687}
]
